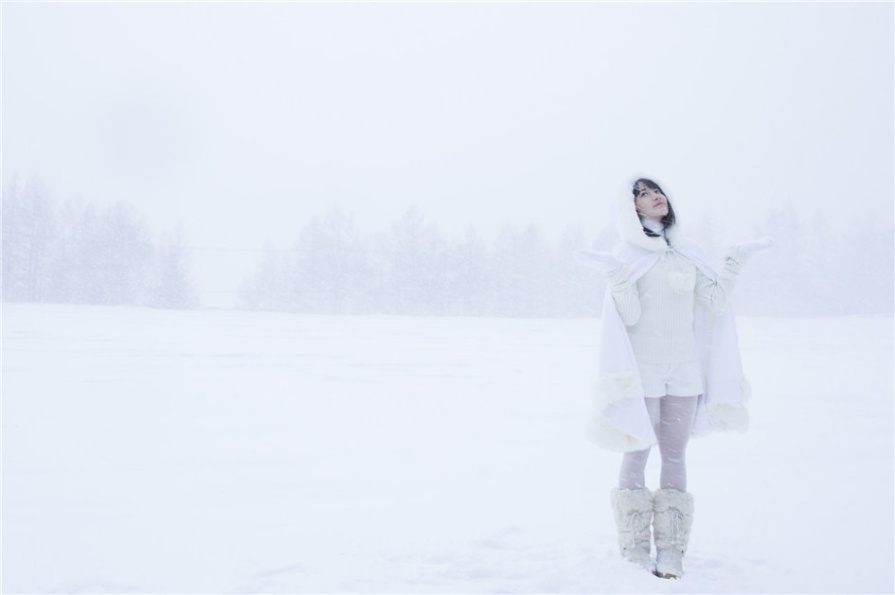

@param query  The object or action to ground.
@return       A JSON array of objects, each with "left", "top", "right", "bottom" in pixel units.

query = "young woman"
[{"left": 575, "top": 178, "right": 771, "bottom": 579}]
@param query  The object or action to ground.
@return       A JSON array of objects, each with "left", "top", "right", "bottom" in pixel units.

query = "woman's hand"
[
  {"left": 574, "top": 250, "right": 623, "bottom": 275},
  {"left": 726, "top": 237, "right": 774, "bottom": 264}
]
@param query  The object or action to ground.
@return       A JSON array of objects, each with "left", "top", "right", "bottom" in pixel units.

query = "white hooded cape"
[{"left": 586, "top": 189, "right": 750, "bottom": 452}]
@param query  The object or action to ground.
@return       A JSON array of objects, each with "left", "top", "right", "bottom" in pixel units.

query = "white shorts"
[{"left": 637, "top": 359, "right": 705, "bottom": 398}]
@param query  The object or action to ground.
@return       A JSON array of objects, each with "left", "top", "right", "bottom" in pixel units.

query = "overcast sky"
[{"left": 3, "top": 1, "right": 893, "bottom": 305}]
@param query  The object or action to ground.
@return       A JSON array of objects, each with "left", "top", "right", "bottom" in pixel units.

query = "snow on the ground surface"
[{"left": 2, "top": 304, "right": 893, "bottom": 594}]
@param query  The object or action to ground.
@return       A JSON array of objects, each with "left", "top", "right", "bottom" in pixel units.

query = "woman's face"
[{"left": 634, "top": 183, "right": 669, "bottom": 220}]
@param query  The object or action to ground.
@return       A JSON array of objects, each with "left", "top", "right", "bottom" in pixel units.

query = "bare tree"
[
  {"left": 149, "top": 226, "right": 197, "bottom": 309},
  {"left": 1, "top": 177, "right": 57, "bottom": 302}
]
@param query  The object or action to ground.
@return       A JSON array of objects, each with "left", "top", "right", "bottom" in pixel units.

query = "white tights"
[{"left": 618, "top": 395, "right": 698, "bottom": 492}]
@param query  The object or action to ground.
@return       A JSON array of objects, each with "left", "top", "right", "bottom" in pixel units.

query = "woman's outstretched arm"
[{"left": 696, "top": 238, "right": 773, "bottom": 311}]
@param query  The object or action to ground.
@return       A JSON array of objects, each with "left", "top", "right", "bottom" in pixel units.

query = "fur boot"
[
  {"left": 652, "top": 488, "right": 694, "bottom": 579},
  {"left": 610, "top": 488, "right": 654, "bottom": 570}
]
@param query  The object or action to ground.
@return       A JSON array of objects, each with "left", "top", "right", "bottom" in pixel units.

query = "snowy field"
[{"left": 2, "top": 303, "right": 893, "bottom": 594}]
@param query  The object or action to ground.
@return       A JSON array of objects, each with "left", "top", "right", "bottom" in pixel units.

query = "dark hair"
[{"left": 632, "top": 178, "right": 676, "bottom": 238}]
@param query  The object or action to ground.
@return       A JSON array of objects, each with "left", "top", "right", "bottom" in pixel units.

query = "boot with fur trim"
[
  {"left": 610, "top": 488, "right": 654, "bottom": 570},
  {"left": 652, "top": 488, "right": 694, "bottom": 579}
]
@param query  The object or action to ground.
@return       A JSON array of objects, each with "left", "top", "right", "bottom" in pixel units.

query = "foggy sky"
[{"left": 3, "top": 2, "right": 893, "bottom": 306}]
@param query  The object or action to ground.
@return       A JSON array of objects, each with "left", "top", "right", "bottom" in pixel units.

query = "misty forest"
[{"left": 3, "top": 176, "right": 892, "bottom": 318}]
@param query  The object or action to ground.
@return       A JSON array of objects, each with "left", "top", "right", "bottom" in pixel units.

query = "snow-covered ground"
[{"left": 2, "top": 304, "right": 893, "bottom": 594}]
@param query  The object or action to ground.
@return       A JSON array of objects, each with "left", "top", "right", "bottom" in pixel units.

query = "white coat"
[{"left": 587, "top": 190, "right": 750, "bottom": 452}]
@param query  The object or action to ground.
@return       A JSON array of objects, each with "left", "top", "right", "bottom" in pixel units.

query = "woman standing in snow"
[{"left": 575, "top": 178, "right": 771, "bottom": 579}]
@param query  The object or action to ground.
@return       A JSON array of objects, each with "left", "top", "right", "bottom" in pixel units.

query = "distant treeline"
[
  {"left": 3, "top": 177, "right": 892, "bottom": 316},
  {"left": 731, "top": 203, "right": 894, "bottom": 317},
  {"left": 237, "top": 205, "right": 605, "bottom": 317},
  {"left": 2, "top": 177, "right": 196, "bottom": 308}
]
